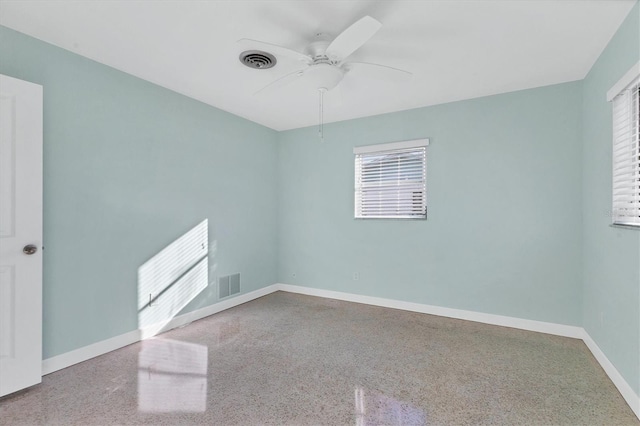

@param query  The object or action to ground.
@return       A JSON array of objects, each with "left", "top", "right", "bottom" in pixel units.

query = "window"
[
  {"left": 608, "top": 62, "right": 640, "bottom": 227},
  {"left": 354, "top": 139, "right": 429, "bottom": 219}
]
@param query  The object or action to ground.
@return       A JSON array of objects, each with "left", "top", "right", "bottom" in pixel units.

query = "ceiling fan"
[{"left": 237, "top": 16, "right": 412, "bottom": 96}]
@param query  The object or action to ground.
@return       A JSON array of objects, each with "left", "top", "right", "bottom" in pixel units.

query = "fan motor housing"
[{"left": 239, "top": 50, "right": 277, "bottom": 69}]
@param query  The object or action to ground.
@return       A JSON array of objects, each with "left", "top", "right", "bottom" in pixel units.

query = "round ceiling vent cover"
[{"left": 239, "top": 50, "right": 277, "bottom": 69}]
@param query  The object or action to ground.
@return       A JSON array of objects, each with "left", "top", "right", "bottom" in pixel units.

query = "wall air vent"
[
  {"left": 239, "top": 50, "right": 276, "bottom": 69},
  {"left": 229, "top": 273, "right": 240, "bottom": 295},
  {"left": 219, "top": 275, "right": 230, "bottom": 298},
  {"left": 219, "top": 273, "right": 240, "bottom": 298}
]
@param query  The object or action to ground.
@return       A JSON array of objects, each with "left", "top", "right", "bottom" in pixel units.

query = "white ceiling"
[{"left": 0, "top": 0, "right": 636, "bottom": 131}]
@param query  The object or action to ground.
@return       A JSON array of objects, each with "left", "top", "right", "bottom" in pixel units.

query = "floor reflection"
[
  {"left": 355, "top": 386, "right": 426, "bottom": 425},
  {"left": 138, "top": 339, "right": 208, "bottom": 413},
  {"left": 209, "top": 318, "right": 241, "bottom": 345}
]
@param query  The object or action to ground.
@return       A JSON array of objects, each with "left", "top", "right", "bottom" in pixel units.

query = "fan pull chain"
[{"left": 318, "top": 88, "right": 325, "bottom": 142}]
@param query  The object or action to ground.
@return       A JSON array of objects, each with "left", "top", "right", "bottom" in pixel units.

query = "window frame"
[
  {"left": 353, "top": 138, "right": 429, "bottom": 220},
  {"left": 608, "top": 61, "right": 640, "bottom": 228}
]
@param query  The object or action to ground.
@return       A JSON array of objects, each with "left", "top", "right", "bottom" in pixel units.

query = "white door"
[{"left": 0, "top": 74, "right": 43, "bottom": 396}]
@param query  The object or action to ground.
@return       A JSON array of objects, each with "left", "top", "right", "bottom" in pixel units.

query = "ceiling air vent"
[{"left": 239, "top": 50, "right": 277, "bottom": 69}]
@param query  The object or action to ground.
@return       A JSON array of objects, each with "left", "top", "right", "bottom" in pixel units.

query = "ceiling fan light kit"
[
  {"left": 238, "top": 15, "right": 413, "bottom": 139},
  {"left": 305, "top": 63, "right": 345, "bottom": 91}
]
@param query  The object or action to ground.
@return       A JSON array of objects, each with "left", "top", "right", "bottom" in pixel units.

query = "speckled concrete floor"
[{"left": 1, "top": 291, "right": 637, "bottom": 425}]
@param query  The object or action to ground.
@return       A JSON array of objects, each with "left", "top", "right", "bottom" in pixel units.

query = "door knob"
[{"left": 23, "top": 244, "right": 38, "bottom": 255}]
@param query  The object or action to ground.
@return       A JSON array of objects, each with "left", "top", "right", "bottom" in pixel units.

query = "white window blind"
[
  {"left": 611, "top": 70, "right": 640, "bottom": 227},
  {"left": 354, "top": 139, "right": 428, "bottom": 219}
]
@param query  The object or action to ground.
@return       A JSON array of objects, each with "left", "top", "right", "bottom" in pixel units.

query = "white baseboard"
[
  {"left": 581, "top": 330, "right": 640, "bottom": 419},
  {"left": 139, "top": 284, "right": 279, "bottom": 339},
  {"left": 42, "top": 329, "right": 141, "bottom": 375},
  {"left": 275, "top": 284, "right": 583, "bottom": 338},
  {"left": 40, "top": 282, "right": 639, "bottom": 421},
  {"left": 42, "top": 284, "right": 279, "bottom": 375}
]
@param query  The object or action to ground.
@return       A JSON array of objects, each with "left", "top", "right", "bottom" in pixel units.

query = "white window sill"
[{"left": 610, "top": 223, "right": 640, "bottom": 230}]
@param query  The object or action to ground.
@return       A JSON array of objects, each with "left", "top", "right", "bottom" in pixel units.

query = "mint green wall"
[
  {"left": 278, "top": 82, "right": 583, "bottom": 326},
  {"left": 0, "top": 26, "right": 279, "bottom": 359},
  {"left": 582, "top": 2, "right": 640, "bottom": 395}
]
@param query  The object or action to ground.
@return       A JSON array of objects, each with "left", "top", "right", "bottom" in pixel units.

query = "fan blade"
[
  {"left": 253, "top": 69, "right": 307, "bottom": 96},
  {"left": 237, "top": 39, "right": 312, "bottom": 64},
  {"left": 344, "top": 62, "right": 412, "bottom": 82},
  {"left": 325, "top": 16, "right": 382, "bottom": 61}
]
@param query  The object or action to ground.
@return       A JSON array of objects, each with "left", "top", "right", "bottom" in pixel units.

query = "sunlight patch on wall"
[
  {"left": 138, "top": 219, "right": 210, "bottom": 339},
  {"left": 138, "top": 338, "right": 208, "bottom": 412}
]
